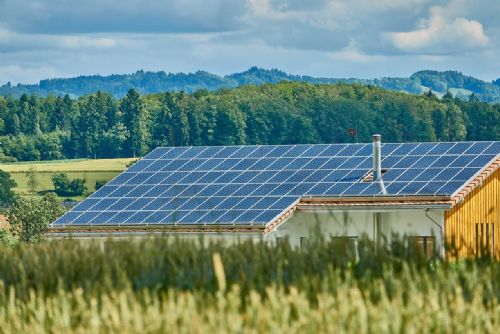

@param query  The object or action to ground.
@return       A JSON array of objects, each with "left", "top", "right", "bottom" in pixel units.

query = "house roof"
[{"left": 50, "top": 141, "right": 500, "bottom": 231}]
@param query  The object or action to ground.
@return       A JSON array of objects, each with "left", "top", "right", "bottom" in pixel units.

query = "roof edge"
[
  {"left": 299, "top": 195, "right": 451, "bottom": 203},
  {"left": 47, "top": 224, "right": 265, "bottom": 234},
  {"left": 450, "top": 156, "right": 500, "bottom": 206}
]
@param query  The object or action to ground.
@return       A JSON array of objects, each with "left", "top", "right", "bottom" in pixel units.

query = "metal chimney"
[{"left": 372, "top": 134, "right": 382, "bottom": 181}]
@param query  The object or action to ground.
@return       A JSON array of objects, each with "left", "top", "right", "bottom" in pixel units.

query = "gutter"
[
  {"left": 297, "top": 203, "right": 452, "bottom": 212},
  {"left": 425, "top": 208, "right": 445, "bottom": 258}
]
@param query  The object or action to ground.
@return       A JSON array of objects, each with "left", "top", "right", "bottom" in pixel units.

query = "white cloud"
[
  {"left": 389, "top": 6, "right": 489, "bottom": 54},
  {"left": 0, "top": 28, "right": 118, "bottom": 52},
  {"left": 58, "top": 36, "right": 117, "bottom": 49},
  {"left": 328, "top": 41, "right": 386, "bottom": 63}
]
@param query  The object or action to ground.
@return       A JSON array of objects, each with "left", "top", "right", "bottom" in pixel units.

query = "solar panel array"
[{"left": 52, "top": 141, "right": 500, "bottom": 227}]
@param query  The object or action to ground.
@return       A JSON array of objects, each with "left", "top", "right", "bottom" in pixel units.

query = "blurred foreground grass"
[{"left": 0, "top": 236, "right": 499, "bottom": 333}]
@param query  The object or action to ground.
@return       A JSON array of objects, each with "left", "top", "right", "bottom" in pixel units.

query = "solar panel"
[
  {"left": 320, "top": 144, "right": 347, "bottom": 156},
  {"left": 52, "top": 141, "right": 500, "bottom": 227},
  {"left": 308, "top": 182, "right": 335, "bottom": 195},
  {"left": 395, "top": 168, "right": 425, "bottom": 181},
  {"left": 483, "top": 142, "right": 500, "bottom": 154},
  {"left": 266, "top": 145, "right": 293, "bottom": 157},
  {"left": 391, "top": 143, "right": 419, "bottom": 155},
  {"left": 361, "top": 182, "right": 385, "bottom": 196},
  {"left": 91, "top": 212, "right": 118, "bottom": 225}
]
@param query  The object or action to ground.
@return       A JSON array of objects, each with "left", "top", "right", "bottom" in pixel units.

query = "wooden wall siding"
[{"left": 445, "top": 168, "right": 500, "bottom": 257}]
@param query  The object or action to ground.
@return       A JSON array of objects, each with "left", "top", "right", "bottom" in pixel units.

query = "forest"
[{"left": 0, "top": 82, "right": 499, "bottom": 162}]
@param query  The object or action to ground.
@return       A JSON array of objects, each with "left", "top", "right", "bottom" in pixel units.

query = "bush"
[
  {"left": 0, "top": 228, "right": 16, "bottom": 247},
  {"left": 0, "top": 156, "right": 17, "bottom": 163},
  {"left": 126, "top": 159, "right": 139, "bottom": 168},
  {"left": 0, "top": 228, "right": 9, "bottom": 243},
  {"left": 95, "top": 179, "right": 107, "bottom": 190},
  {"left": 7, "top": 193, "right": 64, "bottom": 242},
  {"left": 51, "top": 173, "right": 86, "bottom": 197}
]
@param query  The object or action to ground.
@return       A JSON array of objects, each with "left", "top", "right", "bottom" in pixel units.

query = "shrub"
[
  {"left": 95, "top": 179, "right": 107, "bottom": 190},
  {"left": 51, "top": 173, "right": 86, "bottom": 197},
  {"left": 7, "top": 193, "right": 64, "bottom": 242},
  {"left": 0, "top": 156, "right": 17, "bottom": 163},
  {"left": 0, "top": 228, "right": 16, "bottom": 247},
  {"left": 126, "top": 159, "right": 139, "bottom": 168}
]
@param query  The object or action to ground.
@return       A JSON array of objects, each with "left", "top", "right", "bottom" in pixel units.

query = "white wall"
[
  {"left": 49, "top": 208, "right": 445, "bottom": 255},
  {"left": 265, "top": 208, "right": 445, "bottom": 252}
]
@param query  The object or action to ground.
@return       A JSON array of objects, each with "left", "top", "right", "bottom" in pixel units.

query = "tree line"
[{"left": 0, "top": 82, "right": 499, "bottom": 162}]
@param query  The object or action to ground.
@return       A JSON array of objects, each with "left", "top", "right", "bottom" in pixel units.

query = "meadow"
[
  {"left": 0, "top": 236, "right": 499, "bottom": 333},
  {"left": 0, "top": 158, "right": 134, "bottom": 200}
]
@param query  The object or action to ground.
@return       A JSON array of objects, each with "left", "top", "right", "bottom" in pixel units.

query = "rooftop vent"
[{"left": 373, "top": 134, "right": 382, "bottom": 181}]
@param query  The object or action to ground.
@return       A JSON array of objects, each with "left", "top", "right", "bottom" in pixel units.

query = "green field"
[{"left": 0, "top": 158, "right": 135, "bottom": 200}]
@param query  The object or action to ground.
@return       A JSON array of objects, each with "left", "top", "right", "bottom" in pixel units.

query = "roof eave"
[
  {"left": 450, "top": 155, "right": 500, "bottom": 206},
  {"left": 299, "top": 195, "right": 452, "bottom": 203},
  {"left": 46, "top": 224, "right": 266, "bottom": 235}
]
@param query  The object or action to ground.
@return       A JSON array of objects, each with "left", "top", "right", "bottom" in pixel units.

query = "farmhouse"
[{"left": 49, "top": 136, "right": 500, "bottom": 257}]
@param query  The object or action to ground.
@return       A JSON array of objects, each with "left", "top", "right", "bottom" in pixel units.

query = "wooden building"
[{"left": 445, "top": 160, "right": 499, "bottom": 257}]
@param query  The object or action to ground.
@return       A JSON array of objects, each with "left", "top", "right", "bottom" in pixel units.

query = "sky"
[{"left": 0, "top": 0, "right": 498, "bottom": 84}]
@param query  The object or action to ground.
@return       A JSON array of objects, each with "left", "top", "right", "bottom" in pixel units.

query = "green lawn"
[{"left": 0, "top": 158, "right": 135, "bottom": 201}]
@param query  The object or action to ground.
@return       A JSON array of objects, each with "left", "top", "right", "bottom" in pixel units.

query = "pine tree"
[{"left": 78, "top": 94, "right": 105, "bottom": 158}]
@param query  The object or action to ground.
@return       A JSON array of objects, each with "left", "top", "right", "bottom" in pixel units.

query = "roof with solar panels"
[{"left": 49, "top": 140, "right": 500, "bottom": 234}]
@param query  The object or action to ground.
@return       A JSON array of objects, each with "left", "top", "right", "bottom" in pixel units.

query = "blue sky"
[{"left": 0, "top": 0, "right": 498, "bottom": 84}]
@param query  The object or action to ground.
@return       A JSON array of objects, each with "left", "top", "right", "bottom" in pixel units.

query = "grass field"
[
  {"left": 0, "top": 237, "right": 499, "bottom": 332},
  {"left": 0, "top": 158, "right": 134, "bottom": 200}
]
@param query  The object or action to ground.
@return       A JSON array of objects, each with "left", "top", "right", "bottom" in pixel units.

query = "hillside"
[{"left": 1, "top": 67, "right": 499, "bottom": 102}]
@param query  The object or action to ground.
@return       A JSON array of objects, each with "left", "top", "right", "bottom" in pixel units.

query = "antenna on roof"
[{"left": 373, "top": 134, "right": 387, "bottom": 195}]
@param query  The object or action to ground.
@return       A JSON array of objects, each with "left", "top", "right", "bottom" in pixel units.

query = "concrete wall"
[{"left": 265, "top": 208, "right": 445, "bottom": 252}]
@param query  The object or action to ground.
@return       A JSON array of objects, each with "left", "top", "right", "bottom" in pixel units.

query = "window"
[
  {"left": 409, "top": 236, "right": 435, "bottom": 257},
  {"left": 332, "top": 236, "right": 358, "bottom": 259},
  {"left": 300, "top": 236, "right": 307, "bottom": 249},
  {"left": 476, "top": 223, "right": 495, "bottom": 256}
]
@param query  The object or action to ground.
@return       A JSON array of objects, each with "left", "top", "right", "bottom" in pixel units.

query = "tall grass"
[{"left": 0, "top": 236, "right": 499, "bottom": 332}]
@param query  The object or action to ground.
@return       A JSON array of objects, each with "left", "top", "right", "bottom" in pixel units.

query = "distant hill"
[{"left": 1, "top": 67, "right": 499, "bottom": 102}]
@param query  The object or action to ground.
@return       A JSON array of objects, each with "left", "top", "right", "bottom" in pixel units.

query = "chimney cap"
[{"left": 372, "top": 134, "right": 381, "bottom": 141}]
